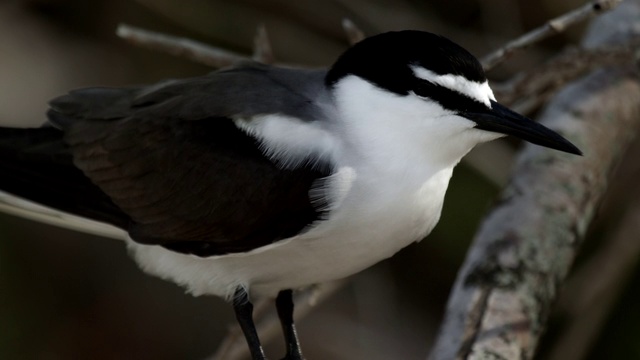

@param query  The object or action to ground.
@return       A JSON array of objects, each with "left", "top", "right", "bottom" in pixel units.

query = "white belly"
[{"left": 127, "top": 167, "right": 453, "bottom": 299}]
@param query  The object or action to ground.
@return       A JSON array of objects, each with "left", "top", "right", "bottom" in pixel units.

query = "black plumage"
[
  {"left": 326, "top": 30, "right": 486, "bottom": 94},
  {"left": 0, "top": 62, "right": 332, "bottom": 257},
  {"left": 0, "top": 126, "right": 130, "bottom": 227}
]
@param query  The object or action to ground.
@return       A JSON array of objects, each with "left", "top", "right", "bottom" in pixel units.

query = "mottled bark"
[{"left": 427, "top": 1, "right": 640, "bottom": 359}]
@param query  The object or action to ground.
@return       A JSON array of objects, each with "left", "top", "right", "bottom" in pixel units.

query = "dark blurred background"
[{"left": 1, "top": 0, "right": 639, "bottom": 359}]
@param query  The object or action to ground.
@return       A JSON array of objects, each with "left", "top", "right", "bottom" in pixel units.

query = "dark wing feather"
[
  {"left": 61, "top": 117, "right": 326, "bottom": 255},
  {"left": 0, "top": 126, "right": 131, "bottom": 228},
  {"left": 131, "top": 62, "right": 329, "bottom": 121},
  {"left": 42, "top": 62, "right": 331, "bottom": 256}
]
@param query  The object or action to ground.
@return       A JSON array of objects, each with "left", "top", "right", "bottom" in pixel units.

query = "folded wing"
[{"left": 2, "top": 62, "right": 332, "bottom": 256}]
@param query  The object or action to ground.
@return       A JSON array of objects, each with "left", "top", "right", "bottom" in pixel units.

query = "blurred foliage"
[{"left": 1, "top": 0, "right": 639, "bottom": 359}]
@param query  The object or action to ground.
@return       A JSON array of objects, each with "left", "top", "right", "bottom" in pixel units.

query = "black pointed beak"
[{"left": 463, "top": 100, "right": 582, "bottom": 155}]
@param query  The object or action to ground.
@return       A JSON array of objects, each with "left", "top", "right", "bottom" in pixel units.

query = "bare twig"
[
  {"left": 208, "top": 280, "right": 348, "bottom": 360},
  {"left": 117, "top": 24, "right": 250, "bottom": 68},
  {"left": 428, "top": 1, "right": 640, "bottom": 358},
  {"left": 341, "top": 18, "right": 365, "bottom": 45},
  {"left": 493, "top": 40, "right": 640, "bottom": 113},
  {"left": 252, "top": 24, "right": 275, "bottom": 64},
  {"left": 481, "top": 0, "right": 623, "bottom": 71}
]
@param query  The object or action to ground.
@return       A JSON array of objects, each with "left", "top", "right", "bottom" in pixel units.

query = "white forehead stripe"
[{"left": 411, "top": 66, "right": 495, "bottom": 107}]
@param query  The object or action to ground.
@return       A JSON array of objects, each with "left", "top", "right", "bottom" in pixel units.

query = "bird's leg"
[
  {"left": 233, "top": 287, "right": 267, "bottom": 360},
  {"left": 276, "top": 289, "right": 304, "bottom": 360}
]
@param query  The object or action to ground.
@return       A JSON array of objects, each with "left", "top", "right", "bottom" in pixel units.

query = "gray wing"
[
  {"left": 53, "top": 62, "right": 330, "bottom": 124},
  {"left": 43, "top": 62, "right": 333, "bottom": 256}
]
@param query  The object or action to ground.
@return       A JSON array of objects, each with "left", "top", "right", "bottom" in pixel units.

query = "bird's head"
[{"left": 325, "top": 30, "right": 581, "bottom": 157}]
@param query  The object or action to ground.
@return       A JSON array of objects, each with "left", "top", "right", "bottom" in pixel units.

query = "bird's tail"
[{"left": 0, "top": 126, "right": 126, "bottom": 240}]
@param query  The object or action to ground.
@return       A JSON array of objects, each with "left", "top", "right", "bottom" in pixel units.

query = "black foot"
[
  {"left": 233, "top": 287, "right": 267, "bottom": 360},
  {"left": 276, "top": 289, "right": 305, "bottom": 360}
]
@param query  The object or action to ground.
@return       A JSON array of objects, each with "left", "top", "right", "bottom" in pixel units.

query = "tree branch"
[
  {"left": 481, "top": 0, "right": 623, "bottom": 71},
  {"left": 492, "top": 41, "right": 639, "bottom": 113},
  {"left": 428, "top": 1, "right": 640, "bottom": 358},
  {"left": 116, "top": 24, "right": 250, "bottom": 68}
]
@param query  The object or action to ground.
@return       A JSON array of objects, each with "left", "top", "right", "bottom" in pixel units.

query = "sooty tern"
[{"left": 0, "top": 30, "right": 581, "bottom": 359}]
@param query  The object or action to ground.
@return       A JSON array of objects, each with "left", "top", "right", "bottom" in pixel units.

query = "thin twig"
[
  {"left": 117, "top": 24, "right": 250, "bottom": 68},
  {"left": 492, "top": 41, "right": 640, "bottom": 113},
  {"left": 252, "top": 24, "right": 275, "bottom": 64},
  {"left": 208, "top": 280, "right": 348, "bottom": 360},
  {"left": 341, "top": 18, "right": 365, "bottom": 45},
  {"left": 481, "top": 0, "right": 623, "bottom": 71}
]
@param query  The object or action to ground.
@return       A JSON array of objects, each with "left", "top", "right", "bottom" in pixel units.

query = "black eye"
[
  {"left": 413, "top": 79, "right": 439, "bottom": 99},
  {"left": 412, "top": 79, "right": 487, "bottom": 113}
]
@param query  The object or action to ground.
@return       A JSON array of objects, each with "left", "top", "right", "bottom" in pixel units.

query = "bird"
[{"left": 0, "top": 30, "right": 581, "bottom": 360}]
